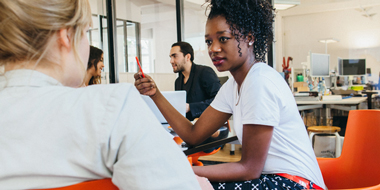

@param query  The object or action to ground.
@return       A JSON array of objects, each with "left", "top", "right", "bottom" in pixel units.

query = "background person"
[
  {"left": 170, "top": 42, "right": 221, "bottom": 121},
  {"left": 134, "top": 0, "right": 325, "bottom": 189},
  {"left": 0, "top": 0, "right": 201, "bottom": 189},
  {"left": 170, "top": 41, "right": 226, "bottom": 152},
  {"left": 84, "top": 45, "right": 104, "bottom": 86}
]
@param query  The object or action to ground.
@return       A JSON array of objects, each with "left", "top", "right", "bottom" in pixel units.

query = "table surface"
[
  {"left": 362, "top": 90, "right": 380, "bottom": 96},
  {"left": 296, "top": 97, "right": 367, "bottom": 105}
]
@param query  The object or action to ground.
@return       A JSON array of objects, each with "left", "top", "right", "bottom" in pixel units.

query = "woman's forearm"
[
  {"left": 193, "top": 161, "right": 261, "bottom": 182},
  {"left": 150, "top": 90, "right": 198, "bottom": 144}
]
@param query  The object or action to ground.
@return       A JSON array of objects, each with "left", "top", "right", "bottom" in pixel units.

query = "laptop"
[{"left": 141, "top": 91, "right": 186, "bottom": 126}]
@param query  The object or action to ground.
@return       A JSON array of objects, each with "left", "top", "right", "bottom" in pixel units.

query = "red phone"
[{"left": 135, "top": 56, "right": 145, "bottom": 78}]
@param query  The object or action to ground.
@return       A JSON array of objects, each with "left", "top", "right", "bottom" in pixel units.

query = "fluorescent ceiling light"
[
  {"left": 274, "top": 4, "right": 297, "bottom": 10},
  {"left": 319, "top": 38, "right": 340, "bottom": 44},
  {"left": 274, "top": 0, "right": 300, "bottom": 10}
]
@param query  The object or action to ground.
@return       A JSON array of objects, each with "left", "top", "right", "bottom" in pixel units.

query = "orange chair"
[
  {"left": 317, "top": 110, "right": 380, "bottom": 189},
  {"left": 187, "top": 147, "right": 221, "bottom": 166},
  {"left": 345, "top": 184, "right": 380, "bottom": 190},
  {"left": 174, "top": 136, "right": 221, "bottom": 166},
  {"left": 33, "top": 178, "right": 118, "bottom": 190}
]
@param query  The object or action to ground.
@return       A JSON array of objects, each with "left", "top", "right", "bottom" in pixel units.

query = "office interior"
[
  {"left": 87, "top": 0, "right": 380, "bottom": 159},
  {"left": 89, "top": 0, "right": 380, "bottom": 90}
]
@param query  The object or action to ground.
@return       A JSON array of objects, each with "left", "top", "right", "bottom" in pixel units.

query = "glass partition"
[
  {"left": 88, "top": 0, "right": 109, "bottom": 84},
  {"left": 116, "top": 20, "right": 126, "bottom": 72},
  {"left": 126, "top": 22, "right": 138, "bottom": 73}
]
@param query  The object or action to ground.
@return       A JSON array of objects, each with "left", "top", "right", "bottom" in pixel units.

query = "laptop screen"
[{"left": 141, "top": 91, "right": 186, "bottom": 124}]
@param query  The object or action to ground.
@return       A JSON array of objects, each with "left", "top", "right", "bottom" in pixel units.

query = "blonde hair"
[{"left": 0, "top": 0, "right": 92, "bottom": 69}]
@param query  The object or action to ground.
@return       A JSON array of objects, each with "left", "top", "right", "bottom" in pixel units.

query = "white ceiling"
[
  {"left": 128, "top": 0, "right": 380, "bottom": 16},
  {"left": 280, "top": 0, "right": 380, "bottom": 16}
]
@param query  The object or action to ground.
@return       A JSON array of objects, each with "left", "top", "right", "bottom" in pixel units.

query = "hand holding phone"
[{"left": 135, "top": 56, "right": 145, "bottom": 78}]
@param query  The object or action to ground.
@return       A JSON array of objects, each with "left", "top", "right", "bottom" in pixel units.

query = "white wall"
[
  {"left": 104, "top": 72, "right": 177, "bottom": 91},
  {"left": 116, "top": 0, "right": 141, "bottom": 22},
  {"left": 141, "top": 4, "right": 177, "bottom": 74}
]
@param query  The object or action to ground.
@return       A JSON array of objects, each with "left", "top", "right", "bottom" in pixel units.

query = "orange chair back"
[
  {"left": 33, "top": 178, "right": 118, "bottom": 190},
  {"left": 318, "top": 110, "right": 380, "bottom": 189},
  {"left": 348, "top": 183, "right": 380, "bottom": 190}
]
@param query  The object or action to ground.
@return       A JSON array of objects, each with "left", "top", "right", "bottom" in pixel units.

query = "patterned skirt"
[{"left": 211, "top": 174, "right": 318, "bottom": 190}]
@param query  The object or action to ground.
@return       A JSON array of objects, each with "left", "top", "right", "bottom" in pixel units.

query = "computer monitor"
[
  {"left": 310, "top": 53, "right": 330, "bottom": 77},
  {"left": 141, "top": 91, "right": 186, "bottom": 125},
  {"left": 342, "top": 59, "right": 366, "bottom": 76}
]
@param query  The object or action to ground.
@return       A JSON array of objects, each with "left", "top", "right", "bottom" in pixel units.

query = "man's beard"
[
  {"left": 174, "top": 67, "right": 184, "bottom": 73},
  {"left": 173, "top": 60, "right": 186, "bottom": 73}
]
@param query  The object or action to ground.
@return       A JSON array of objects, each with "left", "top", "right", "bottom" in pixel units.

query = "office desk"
[
  {"left": 297, "top": 97, "right": 367, "bottom": 111},
  {"left": 297, "top": 97, "right": 367, "bottom": 125}
]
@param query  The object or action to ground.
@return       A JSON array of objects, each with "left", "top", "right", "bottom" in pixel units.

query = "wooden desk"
[
  {"left": 297, "top": 97, "right": 367, "bottom": 125},
  {"left": 198, "top": 144, "right": 242, "bottom": 163}
]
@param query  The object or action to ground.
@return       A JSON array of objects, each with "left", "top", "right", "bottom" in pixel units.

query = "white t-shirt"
[
  {"left": 0, "top": 70, "right": 201, "bottom": 190},
  {"left": 211, "top": 63, "right": 325, "bottom": 189}
]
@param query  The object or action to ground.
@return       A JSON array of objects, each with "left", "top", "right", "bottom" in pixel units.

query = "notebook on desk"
[{"left": 141, "top": 91, "right": 186, "bottom": 125}]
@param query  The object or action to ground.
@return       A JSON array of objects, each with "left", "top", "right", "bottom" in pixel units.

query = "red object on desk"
[
  {"left": 282, "top": 56, "right": 292, "bottom": 81},
  {"left": 135, "top": 56, "right": 145, "bottom": 78}
]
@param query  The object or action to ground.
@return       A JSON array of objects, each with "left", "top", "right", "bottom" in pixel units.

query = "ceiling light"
[
  {"left": 319, "top": 38, "right": 340, "bottom": 44},
  {"left": 274, "top": 0, "right": 300, "bottom": 10},
  {"left": 274, "top": 4, "right": 297, "bottom": 10}
]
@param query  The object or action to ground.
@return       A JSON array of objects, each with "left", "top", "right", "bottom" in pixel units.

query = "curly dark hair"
[{"left": 206, "top": 0, "right": 275, "bottom": 62}]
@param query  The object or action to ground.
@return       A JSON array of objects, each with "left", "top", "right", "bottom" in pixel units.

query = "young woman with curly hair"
[
  {"left": 84, "top": 45, "right": 104, "bottom": 86},
  {"left": 135, "top": 0, "right": 325, "bottom": 189}
]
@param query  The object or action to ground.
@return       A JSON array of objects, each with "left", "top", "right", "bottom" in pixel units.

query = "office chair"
[
  {"left": 317, "top": 110, "right": 380, "bottom": 189},
  {"left": 349, "top": 184, "right": 380, "bottom": 190},
  {"left": 33, "top": 178, "right": 118, "bottom": 190}
]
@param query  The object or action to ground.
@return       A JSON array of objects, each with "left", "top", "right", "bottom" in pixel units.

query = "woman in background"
[
  {"left": 135, "top": 0, "right": 325, "bottom": 189},
  {"left": 84, "top": 45, "right": 104, "bottom": 86},
  {"left": 0, "top": 0, "right": 201, "bottom": 189}
]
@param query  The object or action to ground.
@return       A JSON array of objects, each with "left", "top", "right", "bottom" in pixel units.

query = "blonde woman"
[
  {"left": 0, "top": 0, "right": 201, "bottom": 189},
  {"left": 84, "top": 45, "right": 104, "bottom": 86}
]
